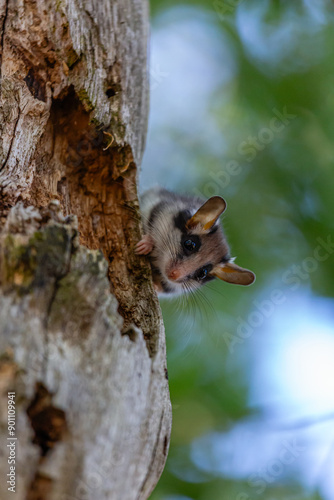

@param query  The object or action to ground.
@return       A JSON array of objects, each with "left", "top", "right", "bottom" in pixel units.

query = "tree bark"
[{"left": 0, "top": 1, "right": 171, "bottom": 499}]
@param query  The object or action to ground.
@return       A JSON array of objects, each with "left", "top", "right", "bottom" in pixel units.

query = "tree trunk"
[{"left": 0, "top": 1, "right": 172, "bottom": 499}]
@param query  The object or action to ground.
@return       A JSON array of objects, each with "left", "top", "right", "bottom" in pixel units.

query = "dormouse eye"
[
  {"left": 183, "top": 239, "right": 197, "bottom": 252},
  {"left": 197, "top": 267, "right": 209, "bottom": 280},
  {"left": 182, "top": 235, "right": 201, "bottom": 255}
]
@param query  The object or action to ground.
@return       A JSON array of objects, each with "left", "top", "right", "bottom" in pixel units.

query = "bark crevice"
[
  {"left": 0, "top": 0, "right": 9, "bottom": 79},
  {"left": 26, "top": 382, "right": 68, "bottom": 457},
  {"left": 139, "top": 408, "right": 166, "bottom": 497},
  {"left": 0, "top": 109, "right": 20, "bottom": 173}
]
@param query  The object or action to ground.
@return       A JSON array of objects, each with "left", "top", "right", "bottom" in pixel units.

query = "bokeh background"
[{"left": 140, "top": 1, "right": 334, "bottom": 499}]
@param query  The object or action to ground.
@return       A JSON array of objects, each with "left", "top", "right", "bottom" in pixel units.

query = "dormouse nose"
[{"left": 167, "top": 268, "right": 181, "bottom": 281}]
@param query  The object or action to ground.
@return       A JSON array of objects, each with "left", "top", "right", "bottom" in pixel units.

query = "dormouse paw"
[{"left": 135, "top": 234, "right": 154, "bottom": 255}]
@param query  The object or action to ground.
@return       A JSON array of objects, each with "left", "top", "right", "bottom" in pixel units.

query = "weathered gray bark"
[{"left": 0, "top": 1, "right": 171, "bottom": 499}]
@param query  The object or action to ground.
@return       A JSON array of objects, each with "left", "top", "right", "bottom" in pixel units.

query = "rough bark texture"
[{"left": 0, "top": 1, "right": 172, "bottom": 499}]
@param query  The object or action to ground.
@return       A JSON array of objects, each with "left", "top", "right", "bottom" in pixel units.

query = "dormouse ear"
[
  {"left": 212, "top": 261, "right": 255, "bottom": 286},
  {"left": 186, "top": 196, "right": 227, "bottom": 231}
]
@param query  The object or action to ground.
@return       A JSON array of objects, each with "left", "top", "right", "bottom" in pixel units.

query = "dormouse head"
[{"left": 152, "top": 195, "right": 255, "bottom": 294}]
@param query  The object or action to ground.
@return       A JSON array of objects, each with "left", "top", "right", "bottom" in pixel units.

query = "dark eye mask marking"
[
  {"left": 174, "top": 210, "right": 192, "bottom": 232},
  {"left": 208, "top": 224, "right": 219, "bottom": 234}
]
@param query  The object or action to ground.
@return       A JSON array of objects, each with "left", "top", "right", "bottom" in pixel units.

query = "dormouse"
[{"left": 136, "top": 187, "right": 255, "bottom": 295}]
